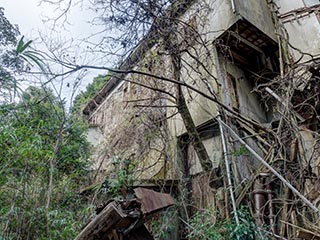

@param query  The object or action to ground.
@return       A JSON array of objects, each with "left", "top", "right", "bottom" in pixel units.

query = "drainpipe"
[
  {"left": 253, "top": 179, "right": 266, "bottom": 227},
  {"left": 217, "top": 118, "right": 320, "bottom": 215},
  {"left": 218, "top": 115, "right": 239, "bottom": 225},
  {"left": 267, "top": 184, "right": 276, "bottom": 235}
]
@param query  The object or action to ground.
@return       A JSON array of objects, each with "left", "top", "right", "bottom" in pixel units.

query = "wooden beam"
[{"left": 74, "top": 202, "right": 130, "bottom": 240}]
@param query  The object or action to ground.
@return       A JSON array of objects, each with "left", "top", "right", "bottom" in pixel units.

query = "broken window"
[
  {"left": 217, "top": 19, "right": 279, "bottom": 123},
  {"left": 226, "top": 73, "right": 239, "bottom": 111}
]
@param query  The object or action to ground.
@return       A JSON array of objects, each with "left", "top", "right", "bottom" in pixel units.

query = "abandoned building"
[{"left": 81, "top": 0, "right": 320, "bottom": 239}]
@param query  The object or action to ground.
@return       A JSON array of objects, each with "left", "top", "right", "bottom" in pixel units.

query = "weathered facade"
[{"left": 83, "top": 0, "right": 320, "bottom": 238}]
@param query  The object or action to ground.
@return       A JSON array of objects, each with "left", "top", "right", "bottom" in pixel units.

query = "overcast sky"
[
  {"left": 0, "top": 0, "right": 99, "bottom": 43},
  {"left": 0, "top": 0, "right": 108, "bottom": 107}
]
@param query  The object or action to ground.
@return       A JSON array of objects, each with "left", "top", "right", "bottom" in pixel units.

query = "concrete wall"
[
  {"left": 188, "top": 135, "right": 222, "bottom": 175},
  {"left": 86, "top": 48, "right": 169, "bottom": 180},
  {"left": 277, "top": 0, "right": 320, "bottom": 62},
  {"left": 203, "top": 0, "right": 239, "bottom": 40},
  {"left": 168, "top": 0, "right": 276, "bottom": 138},
  {"left": 167, "top": 47, "right": 219, "bottom": 137},
  {"left": 277, "top": 0, "right": 305, "bottom": 13},
  {"left": 167, "top": 0, "right": 239, "bottom": 138},
  {"left": 237, "top": 0, "right": 277, "bottom": 40},
  {"left": 87, "top": 126, "right": 104, "bottom": 147},
  {"left": 225, "top": 59, "right": 268, "bottom": 123}
]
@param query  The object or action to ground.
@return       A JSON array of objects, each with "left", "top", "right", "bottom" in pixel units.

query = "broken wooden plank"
[
  {"left": 217, "top": 118, "right": 320, "bottom": 215},
  {"left": 74, "top": 201, "right": 131, "bottom": 240},
  {"left": 74, "top": 188, "right": 175, "bottom": 240}
]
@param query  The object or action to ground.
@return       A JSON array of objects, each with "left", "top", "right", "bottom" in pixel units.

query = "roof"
[
  {"left": 82, "top": 0, "right": 195, "bottom": 118},
  {"left": 82, "top": 29, "right": 159, "bottom": 117}
]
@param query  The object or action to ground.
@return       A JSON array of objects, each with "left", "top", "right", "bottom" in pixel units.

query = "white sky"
[
  {"left": 0, "top": 0, "right": 41, "bottom": 37},
  {"left": 0, "top": 0, "right": 108, "bottom": 107},
  {"left": 0, "top": 0, "right": 99, "bottom": 44}
]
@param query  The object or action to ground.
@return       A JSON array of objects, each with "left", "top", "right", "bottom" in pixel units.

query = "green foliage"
[
  {"left": 148, "top": 207, "right": 177, "bottom": 240},
  {"left": 0, "top": 86, "right": 92, "bottom": 240},
  {"left": 0, "top": 9, "right": 45, "bottom": 103},
  {"left": 0, "top": 7, "right": 22, "bottom": 102},
  {"left": 0, "top": 7, "right": 18, "bottom": 46},
  {"left": 15, "top": 36, "right": 46, "bottom": 72},
  {"left": 230, "top": 207, "right": 268, "bottom": 240},
  {"left": 188, "top": 208, "right": 228, "bottom": 240},
  {"left": 72, "top": 74, "right": 110, "bottom": 115},
  {"left": 230, "top": 145, "right": 249, "bottom": 157},
  {"left": 188, "top": 206, "right": 269, "bottom": 240},
  {"left": 99, "top": 156, "right": 136, "bottom": 198},
  {"left": 0, "top": 8, "right": 46, "bottom": 104}
]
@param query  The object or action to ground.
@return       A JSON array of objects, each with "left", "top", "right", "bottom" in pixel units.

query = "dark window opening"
[{"left": 216, "top": 19, "right": 279, "bottom": 75}]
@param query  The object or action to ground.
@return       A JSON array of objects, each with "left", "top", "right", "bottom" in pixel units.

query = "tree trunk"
[{"left": 171, "top": 54, "right": 212, "bottom": 172}]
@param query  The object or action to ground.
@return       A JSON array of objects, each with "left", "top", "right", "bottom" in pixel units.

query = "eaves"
[{"left": 82, "top": 0, "right": 195, "bottom": 119}]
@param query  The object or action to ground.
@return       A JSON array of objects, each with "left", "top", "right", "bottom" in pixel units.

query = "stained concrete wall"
[
  {"left": 168, "top": 0, "right": 276, "bottom": 138},
  {"left": 195, "top": 0, "right": 276, "bottom": 40},
  {"left": 276, "top": 0, "right": 305, "bottom": 13},
  {"left": 236, "top": 0, "right": 277, "bottom": 40},
  {"left": 276, "top": 0, "right": 320, "bottom": 62},
  {"left": 188, "top": 135, "right": 223, "bottom": 175},
  {"left": 202, "top": 0, "right": 239, "bottom": 40},
  {"left": 225, "top": 59, "right": 268, "bottom": 123},
  {"left": 86, "top": 0, "right": 316, "bottom": 187},
  {"left": 167, "top": 47, "right": 219, "bottom": 138},
  {"left": 165, "top": 1, "right": 276, "bottom": 207},
  {"left": 167, "top": 0, "right": 237, "bottom": 138},
  {"left": 86, "top": 48, "right": 169, "bottom": 180}
]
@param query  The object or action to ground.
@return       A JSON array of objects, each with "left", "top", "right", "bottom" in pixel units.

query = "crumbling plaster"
[{"left": 87, "top": 48, "right": 170, "bottom": 180}]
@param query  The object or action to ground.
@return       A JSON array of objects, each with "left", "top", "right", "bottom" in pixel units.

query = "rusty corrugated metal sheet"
[{"left": 134, "top": 187, "right": 174, "bottom": 215}]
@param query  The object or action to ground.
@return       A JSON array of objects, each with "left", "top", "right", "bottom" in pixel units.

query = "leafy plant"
[
  {"left": 230, "top": 145, "right": 249, "bottom": 157},
  {"left": 98, "top": 156, "right": 136, "bottom": 198},
  {"left": 0, "top": 87, "right": 92, "bottom": 239},
  {"left": 187, "top": 206, "right": 269, "bottom": 240},
  {"left": 0, "top": 7, "right": 21, "bottom": 102},
  {"left": 230, "top": 207, "right": 269, "bottom": 240},
  {"left": 15, "top": 36, "right": 46, "bottom": 72},
  {"left": 148, "top": 207, "right": 177, "bottom": 240},
  {"left": 188, "top": 208, "right": 230, "bottom": 240}
]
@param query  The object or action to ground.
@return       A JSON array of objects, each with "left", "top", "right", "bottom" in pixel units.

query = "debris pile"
[{"left": 74, "top": 188, "right": 174, "bottom": 240}]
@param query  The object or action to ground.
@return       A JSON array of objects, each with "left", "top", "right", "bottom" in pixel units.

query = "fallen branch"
[
  {"left": 217, "top": 118, "right": 320, "bottom": 216},
  {"left": 265, "top": 87, "right": 305, "bottom": 121},
  {"left": 218, "top": 115, "right": 239, "bottom": 225},
  {"left": 281, "top": 221, "right": 320, "bottom": 240}
]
